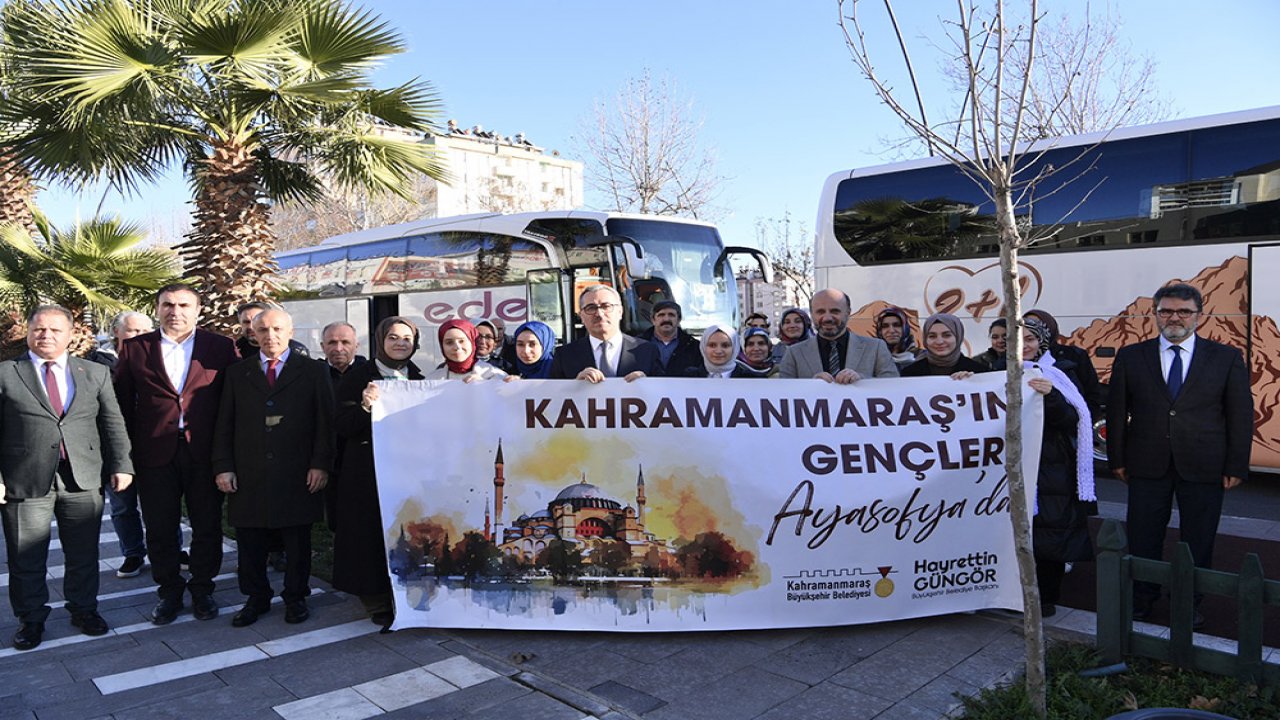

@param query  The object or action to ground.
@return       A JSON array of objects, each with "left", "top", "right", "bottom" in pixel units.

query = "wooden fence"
[{"left": 1095, "top": 519, "right": 1280, "bottom": 687}]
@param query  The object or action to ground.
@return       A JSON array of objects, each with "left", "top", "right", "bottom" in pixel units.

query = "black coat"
[
  {"left": 548, "top": 334, "right": 660, "bottom": 378},
  {"left": 1032, "top": 360, "right": 1094, "bottom": 563},
  {"left": 331, "top": 360, "right": 424, "bottom": 595},
  {"left": 900, "top": 355, "right": 991, "bottom": 377},
  {"left": 212, "top": 352, "right": 334, "bottom": 528},
  {"left": 637, "top": 327, "right": 702, "bottom": 377},
  {"left": 684, "top": 364, "right": 773, "bottom": 379}
]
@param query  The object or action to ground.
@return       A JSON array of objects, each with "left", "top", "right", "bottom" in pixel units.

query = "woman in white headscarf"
[{"left": 685, "top": 324, "right": 748, "bottom": 378}]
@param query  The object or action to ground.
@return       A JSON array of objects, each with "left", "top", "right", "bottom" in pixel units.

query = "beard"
[{"left": 1159, "top": 321, "right": 1195, "bottom": 342}]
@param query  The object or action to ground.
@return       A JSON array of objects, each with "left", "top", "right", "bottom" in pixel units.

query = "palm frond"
[{"left": 292, "top": 0, "right": 405, "bottom": 76}]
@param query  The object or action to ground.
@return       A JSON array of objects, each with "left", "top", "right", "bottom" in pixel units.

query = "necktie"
[
  {"left": 598, "top": 341, "right": 614, "bottom": 377},
  {"left": 826, "top": 339, "right": 841, "bottom": 375},
  {"left": 44, "top": 361, "right": 67, "bottom": 459},
  {"left": 267, "top": 358, "right": 280, "bottom": 387},
  {"left": 1167, "top": 345, "right": 1183, "bottom": 400}
]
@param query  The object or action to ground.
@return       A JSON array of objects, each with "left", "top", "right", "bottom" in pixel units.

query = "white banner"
[{"left": 372, "top": 374, "right": 1042, "bottom": 632}]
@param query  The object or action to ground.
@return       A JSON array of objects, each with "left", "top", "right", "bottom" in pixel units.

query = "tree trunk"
[
  {"left": 0, "top": 150, "right": 38, "bottom": 237},
  {"left": 177, "top": 138, "right": 278, "bottom": 335},
  {"left": 994, "top": 184, "right": 1047, "bottom": 718}
]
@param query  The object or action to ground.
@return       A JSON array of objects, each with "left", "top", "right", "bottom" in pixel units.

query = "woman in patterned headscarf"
[{"left": 874, "top": 306, "right": 921, "bottom": 370}]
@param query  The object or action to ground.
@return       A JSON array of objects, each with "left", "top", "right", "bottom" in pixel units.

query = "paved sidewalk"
[{"left": 0, "top": 516, "right": 1275, "bottom": 719}]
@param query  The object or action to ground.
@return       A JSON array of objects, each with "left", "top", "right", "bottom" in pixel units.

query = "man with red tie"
[
  {"left": 214, "top": 308, "right": 334, "bottom": 626},
  {"left": 114, "top": 284, "right": 238, "bottom": 625}
]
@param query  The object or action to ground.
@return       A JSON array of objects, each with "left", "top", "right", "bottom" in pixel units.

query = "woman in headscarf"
[
  {"left": 1024, "top": 308, "right": 1100, "bottom": 420},
  {"left": 771, "top": 307, "right": 813, "bottom": 363},
  {"left": 1021, "top": 316, "right": 1097, "bottom": 617},
  {"left": 426, "top": 319, "right": 509, "bottom": 381},
  {"left": 736, "top": 327, "right": 778, "bottom": 378},
  {"left": 973, "top": 318, "right": 1008, "bottom": 371},
  {"left": 512, "top": 320, "right": 556, "bottom": 379},
  {"left": 686, "top": 324, "right": 745, "bottom": 378},
  {"left": 874, "top": 306, "right": 921, "bottom": 370},
  {"left": 901, "top": 313, "right": 989, "bottom": 377},
  {"left": 473, "top": 320, "right": 510, "bottom": 372},
  {"left": 331, "top": 317, "right": 424, "bottom": 629}
]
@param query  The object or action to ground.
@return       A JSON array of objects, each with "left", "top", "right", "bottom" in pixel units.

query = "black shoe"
[
  {"left": 284, "top": 600, "right": 309, "bottom": 624},
  {"left": 268, "top": 551, "right": 287, "bottom": 573},
  {"left": 151, "top": 597, "right": 183, "bottom": 625},
  {"left": 178, "top": 550, "right": 191, "bottom": 567},
  {"left": 191, "top": 594, "right": 219, "bottom": 621},
  {"left": 116, "top": 556, "right": 145, "bottom": 578},
  {"left": 12, "top": 622, "right": 44, "bottom": 651},
  {"left": 70, "top": 612, "right": 109, "bottom": 636},
  {"left": 231, "top": 603, "right": 269, "bottom": 627}
]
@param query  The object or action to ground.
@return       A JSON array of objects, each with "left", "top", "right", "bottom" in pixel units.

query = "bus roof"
[
  {"left": 822, "top": 104, "right": 1280, "bottom": 185},
  {"left": 276, "top": 210, "right": 719, "bottom": 257}
]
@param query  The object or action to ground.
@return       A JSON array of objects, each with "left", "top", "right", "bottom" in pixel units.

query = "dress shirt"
[
  {"left": 260, "top": 348, "right": 292, "bottom": 380},
  {"left": 1158, "top": 333, "right": 1195, "bottom": 384},
  {"left": 815, "top": 332, "right": 850, "bottom": 374},
  {"left": 29, "top": 351, "right": 74, "bottom": 410},
  {"left": 589, "top": 334, "right": 623, "bottom": 376},
  {"left": 161, "top": 330, "right": 196, "bottom": 429}
]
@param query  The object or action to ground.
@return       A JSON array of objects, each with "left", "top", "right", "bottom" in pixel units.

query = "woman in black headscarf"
[
  {"left": 332, "top": 316, "right": 424, "bottom": 629},
  {"left": 901, "top": 313, "right": 989, "bottom": 377},
  {"left": 771, "top": 307, "right": 813, "bottom": 363}
]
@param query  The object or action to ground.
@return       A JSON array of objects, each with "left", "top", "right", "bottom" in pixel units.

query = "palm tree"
[
  {"left": 4, "top": 0, "right": 447, "bottom": 332},
  {"left": 0, "top": 212, "right": 179, "bottom": 359}
]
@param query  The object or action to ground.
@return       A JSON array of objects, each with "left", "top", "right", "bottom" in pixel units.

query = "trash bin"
[{"left": 1105, "top": 710, "right": 1239, "bottom": 720}]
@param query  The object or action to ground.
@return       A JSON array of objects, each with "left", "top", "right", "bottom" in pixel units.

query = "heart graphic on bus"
[{"left": 923, "top": 261, "right": 1044, "bottom": 322}]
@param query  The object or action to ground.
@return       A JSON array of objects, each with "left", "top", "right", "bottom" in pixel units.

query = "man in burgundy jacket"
[{"left": 114, "top": 283, "right": 238, "bottom": 625}]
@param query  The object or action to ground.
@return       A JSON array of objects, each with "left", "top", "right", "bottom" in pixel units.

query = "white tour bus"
[
  {"left": 276, "top": 210, "right": 770, "bottom": 369},
  {"left": 815, "top": 106, "right": 1280, "bottom": 471}
]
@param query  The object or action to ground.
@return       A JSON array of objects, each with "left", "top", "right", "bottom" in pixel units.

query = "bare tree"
[
  {"left": 754, "top": 211, "right": 814, "bottom": 307},
  {"left": 271, "top": 178, "right": 438, "bottom": 251},
  {"left": 579, "top": 70, "right": 726, "bottom": 220},
  {"left": 838, "top": 2, "right": 1139, "bottom": 715}
]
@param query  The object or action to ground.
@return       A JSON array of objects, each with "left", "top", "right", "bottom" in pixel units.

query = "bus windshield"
[{"left": 606, "top": 218, "right": 737, "bottom": 335}]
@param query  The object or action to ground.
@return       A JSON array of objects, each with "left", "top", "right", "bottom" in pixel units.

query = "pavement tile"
[
  {"left": 426, "top": 654, "right": 502, "bottom": 688},
  {"left": 828, "top": 646, "right": 952, "bottom": 702},
  {"left": 219, "top": 635, "right": 417, "bottom": 698},
  {"left": 157, "top": 614, "right": 270, "bottom": 659},
  {"left": 274, "top": 687, "right": 382, "bottom": 720},
  {"left": 355, "top": 667, "right": 458, "bottom": 711},
  {"left": 110, "top": 673, "right": 295, "bottom": 720},
  {"left": 466, "top": 690, "right": 585, "bottom": 720},
  {"left": 755, "top": 680, "right": 895, "bottom": 720},
  {"left": 27, "top": 674, "right": 225, "bottom": 720},
  {"left": 588, "top": 679, "right": 668, "bottom": 715},
  {"left": 870, "top": 701, "right": 946, "bottom": 719},
  {"left": 513, "top": 671, "right": 612, "bottom": 717},
  {"left": 761, "top": 623, "right": 916, "bottom": 685},
  {"left": 901, "top": 673, "right": 980, "bottom": 714},
  {"left": 372, "top": 628, "right": 458, "bottom": 666},
  {"left": 744, "top": 627, "right": 814, "bottom": 651},
  {"left": 642, "top": 665, "right": 808, "bottom": 720},
  {"left": 380, "top": 677, "right": 530, "bottom": 719},
  {"left": 945, "top": 642, "right": 1024, "bottom": 689},
  {"left": 0, "top": 656, "right": 75, "bottom": 694},
  {"left": 437, "top": 640, "right": 522, "bottom": 677},
  {"left": 516, "top": 643, "right": 649, "bottom": 688},
  {"left": 598, "top": 633, "right": 698, "bottom": 663},
  {"left": 63, "top": 637, "right": 181, "bottom": 682}
]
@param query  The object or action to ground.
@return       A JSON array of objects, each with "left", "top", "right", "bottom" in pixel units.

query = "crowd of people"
[{"left": 0, "top": 279, "right": 1251, "bottom": 650}]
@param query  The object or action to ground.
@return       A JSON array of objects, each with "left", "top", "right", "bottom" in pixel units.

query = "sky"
[{"left": 37, "top": 0, "right": 1280, "bottom": 252}]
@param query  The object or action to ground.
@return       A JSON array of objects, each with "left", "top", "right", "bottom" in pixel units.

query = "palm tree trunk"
[
  {"left": 0, "top": 150, "right": 37, "bottom": 235},
  {"left": 178, "top": 138, "right": 278, "bottom": 334}
]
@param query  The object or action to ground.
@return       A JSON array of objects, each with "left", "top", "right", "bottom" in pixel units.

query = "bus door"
[
  {"left": 282, "top": 296, "right": 370, "bottom": 357},
  {"left": 525, "top": 268, "right": 570, "bottom": 344},
  {"left": 1247, "top": 243, "right": 1280, "bottom": 471},
  {"left": 370, "top": 294, "right": 400, "bottom": 330}
]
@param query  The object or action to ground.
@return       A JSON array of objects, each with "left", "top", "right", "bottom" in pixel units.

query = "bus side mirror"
[{"left": 715, "top": 246, "right": 773, "bottom": 284}]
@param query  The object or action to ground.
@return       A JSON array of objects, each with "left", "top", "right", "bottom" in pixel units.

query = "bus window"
[
  {"left": 521, "top": 218, "right": 607, "bottom": 265},
  {"left": 347, "top": 238, "right": 408, "bottom": 294},
  {"left": 277, "top": 252, "right": 312, "bottom": 297},
  {"left": 310, "top": 247, "right": 347, "bottom": 296},
  {"left": 403, "top": 232, "right": 554, "bottom": 290}
]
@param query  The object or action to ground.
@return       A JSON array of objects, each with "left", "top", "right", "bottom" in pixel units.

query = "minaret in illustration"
[
  {"left": 484, "top": 498, "right": 491, "bottom": 542},
  {"left": 636, "top": 464, "right": 646, "bottom": 529},
  {"left": 493, "top": 440, "right": 505, "bottom": 541}
]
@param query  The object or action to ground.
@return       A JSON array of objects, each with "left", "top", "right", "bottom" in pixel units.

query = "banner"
[{"left": 372, "top": 374, "right": 1043, "bottom": 632}]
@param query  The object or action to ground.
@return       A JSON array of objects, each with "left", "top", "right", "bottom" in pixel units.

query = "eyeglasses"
[
  {"left": 476, "top": 333, "right": 496, "bottom": 341},
  {"left": 1155, "top": 308, "right": 1198, "bottom": 319},
  {"left": 581, "top": 302, "right": 619, "bottom": 316}
]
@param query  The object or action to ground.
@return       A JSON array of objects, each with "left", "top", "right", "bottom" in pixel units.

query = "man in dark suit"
[
  {"left": 318, "top": 321, "right": 366, "bottom": 388},
  {"left": 549, "top": 285, "right": 659, "bottom": 382},
  {"left": 1107, "top": 283, "right": 1254, "bottom": 625},
  {"left": 114, "top": 283, "right": 239, "bottom": 625},
  {"left": 778, "top": 289, "right": 899, "bottom": 382},
  {"left": 0, "top": 305, "right": 134, "bottom": 650},
  {"left": 636, "top": 300, "right": 702, "bottom": 377},
  {"left": 214, "top": 308, "right": 334, "bottom": 627},
  {"left": 234, "top": 301, "right": 311, "bottom": 360}
]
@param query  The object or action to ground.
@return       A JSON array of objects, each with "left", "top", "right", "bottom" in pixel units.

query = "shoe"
[
  {"left": 231, "top": 603, "right": 270, "bottom": 627},
  {"left": 116, "top": 556, "right": 145, "bottom": 578},
  {"left": 70, "top": 612, "right": 109, "bottom": 636},
  {"left": 12, "top": 622, "right": 44, "bottom": 651},
  {"left": 151, "top": 597, "right": 183, "bottom": 625},
  {"left": 178, "top": 550, "right": 191, "bottom": 567},
  {"left": 191, "top": 594, "right": 219, "bottom": 621},
  {"left": 268, "top": 551, "right": 287, "bottom": 573},
  {"left": 284, "top": 600, "right": 309, "bottom": 624}
]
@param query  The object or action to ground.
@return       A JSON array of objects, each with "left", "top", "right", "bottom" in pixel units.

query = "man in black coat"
[
  {"left": 1107, "top": 283, "right": 1254, "bottom": 623},
  {"left": 318, "top": 320, "right": 367, "bottom": 388},
  {"left": 214, "top": 308, "right": 334, "bottom": 627},
  {"left": 549, "top": 285, "right": 659, "bottom": 381},
  {"left": 636, "top": 300, "right": 701, "bottom": 377}
]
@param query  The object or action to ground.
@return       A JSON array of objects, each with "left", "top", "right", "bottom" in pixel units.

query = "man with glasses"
[
  {"left": 550, "top": 285, "right": 658, "bottom": 382},
  {"left": 1107, "top": 283, "right": 1253, "bottom": 628}
]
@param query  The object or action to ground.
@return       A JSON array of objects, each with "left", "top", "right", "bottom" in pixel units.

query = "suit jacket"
[
  {"left": 0, "top": 356, "right": 133, "bottom": 499},
  {"left": 114, "top": 328, "right": 238, "bottom": 466},
  {"left": 213, "top": 352, "right": 335, "bottom": 528},
  {"left": 1106, "top": 336, "right": 1253, "bottom": 482},
  {"left": 778, "top": 333, "right": 900, "bottom": 379},
  {"left": 549, "top": 334, "right": 660, "bottom": 379}
]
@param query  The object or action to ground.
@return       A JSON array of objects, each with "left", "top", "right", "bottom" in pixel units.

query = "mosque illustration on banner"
[{"left": 388, "top": 440, "right": 757, "bottom": 585}]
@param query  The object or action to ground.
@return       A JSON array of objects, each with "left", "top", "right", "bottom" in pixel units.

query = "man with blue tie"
[
  {"left": 1107, "top": 283, "right": 1254, "bottom": 626},
  {"left": 549, "top": 285, "right": 659, "bottom": 382},
  {"left": 0, "top": 306, "right": 134, "bottom": 650}
]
